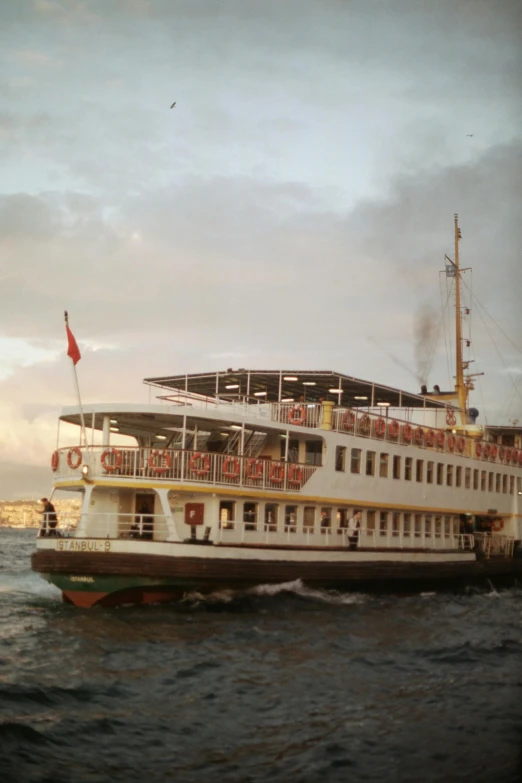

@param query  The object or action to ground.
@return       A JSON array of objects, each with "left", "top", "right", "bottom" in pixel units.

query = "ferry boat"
[{"left": 31, "top": 216, "right": 522, "bottom": 606}]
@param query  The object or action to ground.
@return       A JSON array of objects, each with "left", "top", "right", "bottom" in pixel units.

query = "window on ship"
[
  {"left": 219, "top": 501, "right": 235, "bottom": 530},
  {"left": 436, "top": 463, "right": 444, "bottom": 485},
  {"left": 416, "top": 460, "right": 424, "bottom": 482},
  {"left": 456, "top": 466, "right": 462, "bottom": 487},
  {"left": 379, "top": 511, "right": 388, "bottom": 536},
  {"left": 393, "top": 456, "right": 401, "bottom": 479},
  {"left": 285, "top": 505, "right": 297, "bottom": 532},
  {"left": 351, "top": 448, "right": 362, "bottom": 474},
  {"left": 379, "top": 453, "right": 389, "bottom": 478},
  {"left": 243, "top": 502, "right": 258, "bottom": 530},
  {"left": 335, "top": 446, "right": 346, "bottom": 472},
  {"left": 320, "top": 507, "right": 332, "bottom": 532},
  {"left": 305, "top": 440, "right": 322, "bottom": 466},
  {"left": 427, "top": 461, "right": 434, "bottom": 484},
  {"left": 303, "top": 506, "right": 315, "bottom": 531},
  {"left": 447, "top": 464, "right": 453, "bottom": 486},
  {"left": 264, "top": 503, "right": 278, "bottom": 532},
  {"left": 495, "top": 473, "right": 501, "bottom": 493},
  {"left": 366, "top": 451, "right": 376, "bottom": 476},
  {"left": 473, "top": 469, "right": 479, "bottom": 490},
  {"left": 481, "top": 471, "right": 487, "bottom": 491},
  {"left": 336, "top": 508, "right": 348, "bottom": 530},
  {"left": 404, "top": 457, "right": 412, "bottom": 481}
]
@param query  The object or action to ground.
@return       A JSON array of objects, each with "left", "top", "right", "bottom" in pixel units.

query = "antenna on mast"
[{"left": 454, "top": 213, "right": 467, "bottom": 415}]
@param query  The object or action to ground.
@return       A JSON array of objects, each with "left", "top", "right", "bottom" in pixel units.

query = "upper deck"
[{"left": 143, "top": 368, "right": 451, "bottom": 411}]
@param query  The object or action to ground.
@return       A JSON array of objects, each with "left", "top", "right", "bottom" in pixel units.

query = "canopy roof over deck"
[{"left": 144, "top": 369, "right": 450, "bottom": 410}]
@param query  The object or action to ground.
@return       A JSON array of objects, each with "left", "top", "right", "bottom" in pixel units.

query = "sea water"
[{"left": 1, "top": 529, "right": 521, "bottom": 783}]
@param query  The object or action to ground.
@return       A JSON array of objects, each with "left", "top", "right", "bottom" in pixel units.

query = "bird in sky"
[
  {"left": 466, "top": 133, "right": 473, "bottom": 137},
  {"left": 170, "top": 102, "right": 176, "bottom": 108}
]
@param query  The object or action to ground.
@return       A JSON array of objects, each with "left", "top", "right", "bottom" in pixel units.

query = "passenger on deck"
[
  {"left": 347, "top": 510, "right": 362, "bottom": 549},
  {"left": 40, "top": 498, "right": 58, "bottom": 537}
]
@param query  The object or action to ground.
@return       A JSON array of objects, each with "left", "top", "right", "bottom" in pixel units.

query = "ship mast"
[{"left": 453, "top": 213, "right": 467, "bottom": 414}]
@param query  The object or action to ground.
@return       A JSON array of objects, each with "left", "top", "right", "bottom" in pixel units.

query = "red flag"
[{"left": 66, "top": 323, "right": 81, "bottom": 365}]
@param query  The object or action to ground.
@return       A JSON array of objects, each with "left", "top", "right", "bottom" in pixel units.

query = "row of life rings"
[{"left": 52, "top": 448, "right": 305, "bottom": 484}]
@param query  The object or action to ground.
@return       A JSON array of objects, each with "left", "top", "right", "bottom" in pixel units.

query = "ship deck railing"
[
  {"left": 474, "top": 532, "right": 515, "bottom": 558},
  {"left": 36, "top": 515, "right": 478, "bottom": 552},
  {"left": 52, "top": 446, "right": 317, "bottom": 491}
]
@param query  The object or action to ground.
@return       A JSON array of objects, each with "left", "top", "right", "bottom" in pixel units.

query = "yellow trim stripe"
[{"left": 54, "top": 479, "right": 519, "bottom": 519}]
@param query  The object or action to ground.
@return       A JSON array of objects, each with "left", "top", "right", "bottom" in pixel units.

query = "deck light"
[
  {"left": 354, "top": 396, "right": 368, "bottom": 400},
  {"left": 302, "top": 381, "right": 316, "bottom": 386},
  {"left": 225, "top": 384, "right": 239, "bottom": 389},
  {"left": 230, "top": 425, "right": 242, "bottom": 430},
  {"left": 110, "top": 419, "right": 118, "bottom": 424},
  {"left": 377, "top": 401, "right": 391, "bottom": 407},
  {"left": 81, "top": 465, "right": 89, "bottom": 476},
  {"left": 283, "top": 376, "right": 298, "bottom": 381},
  {"left": 156, "top": 435, "right": 167, "bottom": 440},
  {"left": 329, "top": 388, "right": 343, "bottom": 393},
  {"left": 254, "top": 391, "right": 267, "bottom": 396},
  {"left": 110, "top": 426, "right": 119, "bottom": 432},
  {"left": 281, "top": 397, "right": 294, "bottom": 402}
]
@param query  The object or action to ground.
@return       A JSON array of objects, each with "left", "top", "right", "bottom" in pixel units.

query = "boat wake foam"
[{"left": 182, "top": 579, "right": 367, "bottom": 607}]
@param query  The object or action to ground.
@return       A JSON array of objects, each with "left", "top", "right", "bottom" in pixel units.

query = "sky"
[{"left": 1, "top": 0, "right": 521, "bottom": 498}]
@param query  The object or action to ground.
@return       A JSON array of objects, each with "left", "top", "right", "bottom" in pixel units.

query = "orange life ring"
[
  {"left": 456, "top": 436, "right": 466, "bottom": 453},
  {"left": 447, "top": 435, "right": 456, "bottom": 452},
  {"left": 246, "top": 458, "right": 264, "bottom": 479},
  {"left": 67, "top": 447, "right": 82, "bottom": 470},
  {"left": 388, "top": 420, "right": 400, "bottom": 438},
  {"left": 436, "top": 431, "right": 446, "bottom": 448},
  {"left": 512, "top": 449, "right": 519, "bottom": 464},
  {"left": 223, "top": 455, "right": 241, "bottom": 478},
  {"left": 288, "top": 405, "right": 306, "bottom": 426},
  {"left": 414, "top": 427, "right": 424, "bottom": 445},
  {"left": 189, "top": 452, "right": 211, "bottom": 475},
  {"left": 101, "top": 448, "right": 122, "bottom": 472},
  {"left": 490, "top": 444, "right": 498, "bottom": 459},
  {"left": 425, "top": 430, "right": 435, "bottom": 447},
  {"left": 51, "top": 450, "right": 60, "bottom": 472},
  {"left": 492, "top": 518, "right": 504, "bottom": 532},
  {"left": 287, "top": 464, "right": 303, "bottom": 485},
  {"left": 402, "top": 424, "right": 413, "bottom": 443},
  {"left": 475, "top": 441, "right": 483, "bottom": 458},
  {"left": 375, "top": 417, "right": 386, "bottom": 437},
  {"left": 483, "top": 443, "right": 490, "bottom": 458},
  {"left": 498, "top": 446, "right": 505, "bottom": 461},
  {"left": 148, "top": 449, "right": 172, "bottom": 474},
  {"left": 342, "top": 409, "right": 355, "bottom": 432},
  {"left": 269, "top": 463, "right": 285, "bottom": 484},
  {"left": 518, "top": 452, "right": 522, "bottom": 466},
  {"left": 358, "top": 414, "right": 371, "bottom": 433},
  {"left": 446, "top": 409, "right": 457, "bottom": 426},
  {"left": 506, "top": 447, "right": 512, "bottom": 462}
]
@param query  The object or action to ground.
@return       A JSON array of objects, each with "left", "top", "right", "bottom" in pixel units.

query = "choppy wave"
[{"left": 2, "top": 529, "right": 522, "bottom": 783}]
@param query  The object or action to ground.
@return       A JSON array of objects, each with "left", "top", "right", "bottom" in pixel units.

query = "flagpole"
[{"left": 64, "top": 310, "right": 87, "bottom": 447}]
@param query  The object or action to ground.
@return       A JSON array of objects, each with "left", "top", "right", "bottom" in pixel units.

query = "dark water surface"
[{"left": 1, "top": 529, "right": 522, "bottom": 783}]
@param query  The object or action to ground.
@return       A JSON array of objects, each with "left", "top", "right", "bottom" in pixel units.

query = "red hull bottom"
[{"left": 62, "top": 588, "right": 186, "bottom": 608}]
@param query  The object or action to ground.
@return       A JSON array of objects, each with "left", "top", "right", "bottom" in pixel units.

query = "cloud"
[
  {"left": 11, "top": 49, "right": 61, "bottom": 68},
  {"left": 0, "top": 0, "right": 521, "bottom": 496}
]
